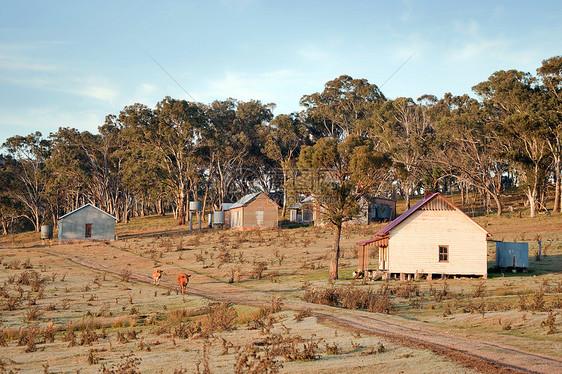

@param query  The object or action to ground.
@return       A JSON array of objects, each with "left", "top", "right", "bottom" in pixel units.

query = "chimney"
[{"left": 424, "top": 188, "right": 436, "bottom": 199}]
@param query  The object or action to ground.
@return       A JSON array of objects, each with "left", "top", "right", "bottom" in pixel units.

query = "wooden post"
[
  {"left": 400, "top": 273, "right": 405, "bottom": 281},
  {"left": 414, "top": 271, "right": 419, "bottom": 281},
  {"left": 427, "top": 273, "right": 432, "bottom": 280}
]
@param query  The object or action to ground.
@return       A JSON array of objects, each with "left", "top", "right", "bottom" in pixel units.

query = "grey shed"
[
  {"left": 495, "top": 242, "right": 529, "bottom": 269},
  {"left": 58, "top": 204, "right": 117, "bottom": 244}
]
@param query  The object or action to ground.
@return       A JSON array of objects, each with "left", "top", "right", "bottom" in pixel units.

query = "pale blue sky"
[{"left": 1, "top": 0, "right": 560, "bottom": 144}]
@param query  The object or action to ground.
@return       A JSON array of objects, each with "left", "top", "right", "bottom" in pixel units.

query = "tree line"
[{"left": 1, "top": 56, "right": 561, "bottom": 236}]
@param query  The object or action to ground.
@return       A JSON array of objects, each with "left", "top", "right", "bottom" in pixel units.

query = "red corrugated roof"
[{"left": 371, "top": 192, "right": 490, "bottom": 238}]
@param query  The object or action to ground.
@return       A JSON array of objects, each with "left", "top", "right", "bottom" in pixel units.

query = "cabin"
[
  {"left": 228, "top": 192, "right": 279, "bottom": 230},
  {"left": 356, "top": 193, "right": 490, "bottom": 280},
  {"left": 353, "top": 196, "right": 396, "bottom": 224},
  {"left": 58, "top": 203, "right": 117, "bottom": 244},
  {"left": 287, "top": 196, "right": 315, "bottom": 223}
]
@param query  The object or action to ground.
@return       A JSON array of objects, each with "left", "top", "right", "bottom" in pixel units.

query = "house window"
[
  {"left": 439, "top": 245, "right": 448, "bottom": 262},
  {"left": 85, "top": 223, "right": 92, "bottom": 238}
]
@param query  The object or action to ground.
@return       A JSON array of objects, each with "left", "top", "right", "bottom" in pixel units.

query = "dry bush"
[
  {"left": 250, "top": 262, "right": 268, "bottom": 280},
  {"left": 120, "top": 269, "right": 132, "bottom": 283},
  {"left": 2, "top": 295, "right": 22, "bottom": 311},
  {"left": 325, "top": 342, "right": 341, "bottom": 355},
  {"left": 304, "top": 286, "right": 393, "bottom": 314},
  {"left": 361, "top": 342, "right": 385, "bottom": 355},
  {"left": 17, "top": 323, "right": 40, "bottom": 352},
  {"left": 203, "top": 302, "right": 238, "bottom": 334},
  {"left": 79, "top": 328, "right": 99, "bottom": 346},
  {"left": 100, "top": 352, "right": 141, "bottom": 374},
  {"left": 173, "top": 321, "right": 203, "bottom": 339},
  {"left": 23, "top": 306, "right": 43, "bottom": 322},
  {"left": 532, "top": 289, "right": 546, "bottom": 311},
  {"left": 541, "top": 311, "right": 558, "bottom": 334},
  {"left": 234, "top": 344, "right": 282, "bottom": 374},
  {"left": 392, "top": 281, "right": 420, "bottom": 298},
  {"left": 473, "top": 282, "right": 487, "bottom": 298},
  {"left": 294, "top": 309, "right": 312, "bottom": 322},
  {"left": 43, "top": 322, "right": 56, "bottom": 343},
  {"left": 195, "top": 340, "right": 212, "bottom": 374}
]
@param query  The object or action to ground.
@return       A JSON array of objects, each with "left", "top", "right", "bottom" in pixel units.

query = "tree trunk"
[
  {"left": 527, "top": 187, "right": 537, "bottom": 218},
  {"left": 492, "top": 193, "right": 502, "bottom": 216},
  {"left": 329, "top": 223, "right": 342, "bottom": 281},
  {"left": 554, "top": 163, "right": 561, "bottom": 213},
  {"left": 178, "top": 189, "right": 186, "bottom": 225}
]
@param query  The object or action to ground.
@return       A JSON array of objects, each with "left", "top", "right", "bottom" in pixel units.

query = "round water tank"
[
  {"left": 41, "top": 225, "right": 53, "bottom": 239},
  {"left": 213, "top": 211, "right": 225, "bottom": 224},
  {"left": 189, "top": 201, "right": 202, "bottom": 211}
]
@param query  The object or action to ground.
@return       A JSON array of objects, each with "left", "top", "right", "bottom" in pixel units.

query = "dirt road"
[{"left": 46, "top": 245, "right": 561, "bottom": 374}]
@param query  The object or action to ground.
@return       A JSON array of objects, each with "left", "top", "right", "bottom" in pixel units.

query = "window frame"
[{"left": 438, "top": 245, "right": 449, "bottom": 262}]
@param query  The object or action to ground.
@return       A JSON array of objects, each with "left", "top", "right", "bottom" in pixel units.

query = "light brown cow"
[
  {"left": 152, "top": 269, "right": 163, "bottom": 285},
  {"left": 177, "top": 273, "right": 191, "bottom": 294}
]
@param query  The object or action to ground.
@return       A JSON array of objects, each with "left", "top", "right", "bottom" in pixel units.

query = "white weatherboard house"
[
  {"left": 357, "top": 193, "right": 490, "bottom": 280},
  {"left": 58, "top": 204, "right": 117, "bottom": 243}
]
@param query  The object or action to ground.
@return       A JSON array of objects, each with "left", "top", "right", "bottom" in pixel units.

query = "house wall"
[
  {"left": 229, "top": 207, "right": 244, "bottom": 228},
  {"left": 58, "top": 206, "right": 116, "bottom": 242},
  {"left": 388, "top": 210, "right": 487, "bottom": 276},
  {"left": 233, "top": 195, "right": 278, "bottom": 229}
]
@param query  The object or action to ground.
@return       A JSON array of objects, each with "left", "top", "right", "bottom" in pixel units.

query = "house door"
[{"left": 85, "top": 223, "right": 92, "bottom": 238}]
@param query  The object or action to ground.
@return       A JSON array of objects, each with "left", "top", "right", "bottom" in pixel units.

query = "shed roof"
[
  {"left": 229, "top": 192, "right": 280, "bottom": 209},
  {"left": 374, "top": 192, "right": 490, "bottom": 237},
  {"left": 59, "top": 203, "right": 118, "bottom": 221}
]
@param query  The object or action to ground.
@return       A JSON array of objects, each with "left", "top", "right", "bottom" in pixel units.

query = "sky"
[{"left": 0, "top": 0, "right": 561, "bottom": 145}]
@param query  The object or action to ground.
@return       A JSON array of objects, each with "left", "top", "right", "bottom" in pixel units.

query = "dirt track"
[{"left": 46, "top": 245, "right": 562, "bottom": 374}]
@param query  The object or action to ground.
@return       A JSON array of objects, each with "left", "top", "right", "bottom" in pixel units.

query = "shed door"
[
  {"left": 85, "top": 223, "right": 92, "bottom": 238},
  {"left": 256, "top": 211, "right": 264, "bottom": 225}
]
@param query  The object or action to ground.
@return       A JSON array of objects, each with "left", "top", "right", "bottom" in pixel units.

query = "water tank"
[
  {"left": 41, "top": 225, "right": 53, "bottom": 239},
  {"left": 214, "top": 211, "right": 225, "bottom": 224},
  {"left": 189, "top": 201, "right": 202, "bottom": 211}
]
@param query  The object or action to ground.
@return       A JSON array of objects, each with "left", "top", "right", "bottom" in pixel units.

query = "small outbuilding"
[
  {"left": 228, "top": 192, "right": 279, "bottom": 230},
  {"left": 58, "top": 204, "right": 117, "bottom": 244},
  {"left": 354, "top": 196, "right": 396, "bottom": 224},
  {"left": 287, "top": 196, "right": 315, "bottom": 223},
  {"left": 495, "top": 242, "right": 528, "bottom": 270},
  {"left": 356, "top": 192, "right": 490, "bottom": 280}
]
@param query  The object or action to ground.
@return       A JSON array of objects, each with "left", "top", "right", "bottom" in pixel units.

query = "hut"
[
  {"left": 287, "top": 196, "right": 315, "bottom": 223},
  {"left": 356, "top": 192, "right": 490, "bottom": 280},
  {"left": 354, "top": 196, "right": 396, "bottom": 224},
  {"left": 228, "top": 192, "right": 279, "bottom": 230},
  {"left": 58, "top": 204, "right": 117, "bottom": 244}
]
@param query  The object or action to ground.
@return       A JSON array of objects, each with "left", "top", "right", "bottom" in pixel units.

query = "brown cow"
[
  {"left": 177, "top": 273, "right": 191, "bottom": 294},
  {"left": 153, "top": 269, "right": 163, "bottom": 285}
]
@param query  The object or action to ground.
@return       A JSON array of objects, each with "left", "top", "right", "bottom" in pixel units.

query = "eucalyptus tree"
[
  {"left": 0, "top": 155, "right": 25, "bottom": 234},
  {"left": 2, "top": 132, "right": 51, "bottom": 231},
  {"left": 537, "top": 56, "right": 562, "bottom": 213},
  {"left": 45, "top": 127, "right": 91, "bottom": 223},
  {"left": 140, "top": 97, "right": 207, "bottom": 225},
  {"left": 300, "top": 75, "right": 386, "bottom": 139},
  {"left": 434, "top": 94, "right": 507, "bottom": 215},
  {"left": 298, "top": 135, "right": 391, "bottom": 281},
  {"left": 262, "top": 113, "right": 309, "bottom": 215},
  {"left": 370, "top": 97, "right": 434, "bottom": 208},
  {"left": 202, "top": 99, "right": 274, "bottom": 208},
  {"left": 473, "top": 70, "right": 551, "bottom": 217}
]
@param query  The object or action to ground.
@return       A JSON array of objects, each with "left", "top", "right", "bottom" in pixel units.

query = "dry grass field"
[{"left": 0, "top": 198, "right": 560, "bottom": 373}]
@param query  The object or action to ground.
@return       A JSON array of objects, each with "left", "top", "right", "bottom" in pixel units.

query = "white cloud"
[
  {"left": 400, "top": 0, "right": 414, "bottom": 22},
  {"left": 64, "top": 78, "right": 119, "bottom": 103},
  {"left": 198, "top": 69, "right": 307, "bottom": 114}
]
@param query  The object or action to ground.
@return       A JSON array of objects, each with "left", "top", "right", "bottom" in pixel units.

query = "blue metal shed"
[{"left": 495, "top": 242, "right": 529, "bottom": 269}]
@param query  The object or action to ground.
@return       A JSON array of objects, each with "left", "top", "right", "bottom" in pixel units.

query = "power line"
[
  {"left": 380, "top": 51, "right": 416, "bottom": 88},
  {"left": 146, "top": 52, "right": 198, "bottom": 102}
]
